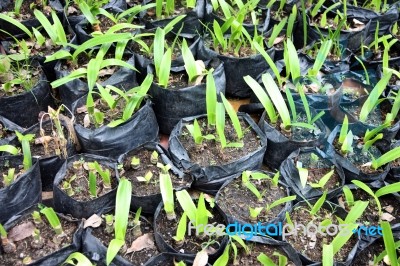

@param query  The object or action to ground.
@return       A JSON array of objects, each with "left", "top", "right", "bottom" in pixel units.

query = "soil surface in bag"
[
  {"left": 0, "top": 65, "right": 54, "bottom": 128},
  {"left": 83, "top": 210, "right": 159, "bottom": 266},
  {"left": 280, "top": 147, "right": 345, "bottom": 200},
  {"left": 71, "top": 97, "right": 159, "bottom": 158},
  {"left": 352, "top": 236, "right": 400, "bottom": 265},
  {"left": 53, "top": 154, "right": 119, "bottom": 219},
  {"left": 0, "top": 156, "right": 41, "bottom": 224},
  {"left": 232, "top": 236, "right": 302, "bottom": 266},
  {"left": 148, "top": 57, "right": 225, "bottom": 134},
  {"left": 283, "top": 201, "right": 358, "bottom": 264},
  {"left": 216, "top": 171, "right": 291, "bottom": 226},
  {"left": 154, "top": 199, "right": 227, "bottom": 262},
  {"left": 0, "top": 205, "right": 80, "bottom": 266}
]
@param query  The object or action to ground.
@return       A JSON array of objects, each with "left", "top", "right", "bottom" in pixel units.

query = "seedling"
[
  {"left": 213, "top": 235, "right": 249, "bottom": 266},
  {"left": 0, "top": 223, "right": 16, "bottom": 253},
  {"left": 351, "top": 180, "right": 400, "bottom": 218},
  {"left": 105, "top": 214, "right": 114, "bottom": 234},
  {"left": 265, "top": 196, "right": 296, "bottom": 216},
  {"left": 32, "top": 210, "right": 43, "bottom": 224},
  {"left": 106, "top": 178, "right": 132, "bottom": 265},
  {"left": 309, "top": 169, "right": 335, "bottom": 189},
  {"left": 89, "top": 171, "right": 97, "bottom": 198},
  {"left": 342, "top": 186, "right": 355, "bottom": 208},
  {"left": 338, "top": 116, "right": 354, "bottom": 155},
  {"left": 130, "top": 207, "right": 142, "bottom": 238},
  {"left": 173, "top": 212, "right": 187, "bottom": 245},
  {"left": 136, "top": 171, "right": 153, "bottom": 184},
  {"left": 3, "top": 168, "right": 16, "bottom": 187},
  {"left": 257, "top": 251, "right": 289, "bottom": 266},
  {"left": 185, "top": 119, "right": 215, "bottom": 146},
  {"left": 62, "top": 174, "right": 76, "bottom": 197},
  {"left": 40, "top": 207, "right": 64, "bottom": 237},
  {"left": 158, "top": 163, "right": 176, "bottom": 220},
  {"left": 130, "top": 157, "right": 140, "bottom": 169},
  {"left": 249, "top": 206, "right": 264, "bottom": 221},
  {"left": 88, "top": 161, "right": 111, "bottom": 189},
  {"left": 150, "top": 150, "right": 159, "bottom": 164},
  {"left": 15, "top": 131, "right": 34, "bottom": 171},
  {"left": 373, "top": 221, "right": 400, "bottom": 266}
]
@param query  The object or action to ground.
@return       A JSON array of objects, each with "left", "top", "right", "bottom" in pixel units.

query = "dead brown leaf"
[
  {"left": 8, "top": 222, "right": 35, "bottom": 242},
  {"left": 126, "top": 233, "right": 155, "bottom": 254},
  {"left": 193, "top": 250, "right": 209, "bottom": 266},
  {"left": 84, "top": 214, "right": 103, "bottom": 229},
  {"left": 35, "top": 136, "right": 53, "bottom": 144}
]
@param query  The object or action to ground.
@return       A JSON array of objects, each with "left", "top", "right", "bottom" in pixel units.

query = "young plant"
[
  {"left": 352, "top": 180, "right": 400, "bottom": 218},
  {"left": 342, "top": 185, "right": 355, "bottom": 208},
  {"left": 309, "top": 169, "right": 335, "bottom": 189},
  {"left": 130, "top": 157, "right": 140, "bottom": 169},
  {"left": 249, "top": 206, "right": 264, "bottom": 221},
  {"left": 371, "top": 146, "right": 400, "bottom": 170},
  {"left": 0, "top": 223, "right": 16, "bottom": 253},
  {"left": 173, "top": 212, "right": 187, "bottom": 244},
  {"left": 213, "top": 235, "right": 249, "bottom": 266},
  {"left": 40, "top": 207, "right": 64, "bottom": 236},
  {"left": 88, "top": 161, "right": 111, "bottom": 189},
  {"left": 106, "top": 178, "right": 132, "bottom": 265},
  {"left": 150, "top": 150, "right": 159, "bottom": 164},
  {"left": 185, "top": 119, "right": 215, "bottom": 146},
  {"left": 257, "top": 251, "right": 290, "bottom": 266},
  {"left": 265, "top": 196, "right": 296, "bottom": 216},
  {"left": 373, "top": 221, "right": 400, "bottom": 266},
  {"left": 15, "top": 131, "right": 34, "bottom": 171},
  {"left": 136, "top": 171, "right": 153, "bottom": 184},
  {"left": 158, "top": 163, "right": 176, "bottom": 220},
  {"left": 62, "top": 174, "right": 77, "bottom": 197}
]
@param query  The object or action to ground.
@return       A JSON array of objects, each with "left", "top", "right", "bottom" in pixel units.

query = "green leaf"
[
  {"left": 154, "top": 28, "right": 165, "bottom": 78},
  {"left": 213, "top": 245, "right": 230, "bottom": 266},
  {"left": 216, "top": 102, "right": 226, "bottom": 148},
  {"left": 206, "top": 69, "right": 217, "bottom": 126},
  {"left": 344, "top": 200, "right": 369, "bottom": 224},
  {"left": 372, "top": 147, "right": 400, "bottom": 170},
  {"left": 381, "top": 221, "right": 398, "bottom": 266},
  {"left": 310, "top": 190, "right": 327, "bottom": 216},
  {"left": 257, "top": 253, "right": 276, "bottom": 266},
  {"left": 63, "top": 252, "right": 93, "bottom": 266},
  {"left": 268, "top": 196, "right": 296, "bottom": 211},
  {"left": 267, "top": 17, "right": 287, "bottom": 48},
  {"left": 0, "top": 14, "right": 32, "bottom": 38},
  {"left": 339, "top": 115, "right": 349, "bottom": 144},
  {"left": 158, "top": 48, "right": 172, "bottom": 88},
  {"left": 297, "top": 166, "right": 308, "bottom": 189},
  {"left": 220, "top": 93, "right": 243, "bottom": 139},
  {"left": 244, "top": 181, "right": 262, "bottom": 200},
  {"left": 114, "top": 178, "right": 132, "bottom": 240},
  {"left": 50, "top": 68, "right": 87, "bottom": 89},
  {"left": 253, "top": 42, "right": 282, "bottom": 87},
  {"left": 89, "top": 171, "right": 97, "bottom": 197},
  {"left": 286, "top": 39, "right": 300, "bottom": 81},
  {"left": 322, "top": 244, "right": 333, "bottom": 266},
  {"left": 375, "top": 182, "right": 400, "bottom": 198},
  {"left": 106, "top": 239, "right": 125, "bottom": 266},
  {"left": 176, "top": 190, "right": 197, "bottom": 224},
  {"left": 196, "top": 193, "right": 208, "bottom": 234},
  {"left": 0, "top": 145, "right": 19, "bottom": 155},
  {"left": 343, "top": 186, "right": 354, "bottom": 206},
  {"left": 173, "top": 212, "right": 187, "bottom": 242},
  {"left": 308, "top": 40, "right": 332, "bottom": 77},
  {"left": 40, "top": 207, "right": 62, "bottom": 235},
  {"left": 159, "top": 164, "right": 175, "bottom": 217},
  {"left": 182, "top": 39, "right": 198, "bottom": 83}
]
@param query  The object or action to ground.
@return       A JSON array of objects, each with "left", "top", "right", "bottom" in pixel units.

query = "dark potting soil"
[
  {"left": 338, "top": 189, "right": 400, "bottom": 226},
  {"left": 158, "top": 70, "right": 206, "bottom": 90},
  {"left": 266, "top": 113, "right": 323, "bottom": 142},
  {"left": 0, "top": 212, "right": 78, "bottom": 265},
  {"left": 203, "top": 37, "right": 257, "bottom": 57},
  {"left": 30, "top": 120, "right": 71, "bottom": 159},
  {"left": 179, "top": 118, "right": 261, "bottom": 167},
  {"left": 0, "top": 121, "right": 14, "bottom": 139},
  {"left": 217, "top": 176, "right": 287, "bottom": 223},
  {"left": 342, "top": 101, "right": 397, "bottom": 127},
  {"left": 143, "top": 1, "right": 191, "bottom": 21},
  {"left": 295, "top": 152, "right": 341, "bottom": 191},
  {"left": 0, "top": 64, "right": 41, "bottom": 97},
  {"left": 0, "top": 0, "right": 52, "bottom": 20},
  {"left": 121, "top": 149, "right": 192, "bottom": 197},
  {"left": 155, "top": 199, "right": 225, "bottom": 256},
  {"left": 58, "top": 159, "right": 117, "bottom": 202},
  {"left": 91, "top": 212, "right": 159, "bottom": 265},
  {"left": 0, "top": 160, "right": 25, "bottom": 189},
  {"left": 311, "top": 15, "right": 366, "bottom": 32},
  {"left": 333, "top": 137, "right": 384, "bottom": 174},
  {"left": 234, "top": 241, "right": 296, "bottom": 266},
  {"left": 284, "top": 206, "right": 357, "bottom": 263},
  {"left": 352, "top": 238, "right": 400, "bottom": 265}
]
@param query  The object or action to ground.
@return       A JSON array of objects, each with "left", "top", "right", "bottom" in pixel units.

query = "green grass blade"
[
  {"left": 181, "top": 39, "right": 197, "bottom": 83},
  {"left": 158, "top": 48, "right": 172, "bottom": 88},
  {"left": 322, "top": 244, "right": 333, "bottom": 266},
  {"left": 206, "top": 70, "right": 217, "bottom": 126},
  {"left": 381, "top": 221, "right": 398, "bottom": 266},
  {"left": 175, "top": 190, "right": 197, "bottom": 223},
  {"left": 220, "top": 93, "right": 243, "bottom": 139}
]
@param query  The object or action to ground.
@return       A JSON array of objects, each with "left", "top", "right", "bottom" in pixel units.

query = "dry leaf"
[
  {"left": 83, "top": 114, "right": 91, "bottom": 128},
  {"left": 384, "top": 205, "right": 394, "bottom": 213},
  {"left": 126, "top": 233, "right": 155, "bottom": 254},
  {"left": 35, "top": 136, "right": 53, "bottom": 144},
  {"left": 76, "top": 105, "right": 87, "bottom": 114},
  {"left": 98, "top": 68, "right": 116, "bottom": 77},
  {"left": 381, "top": 212, "right": 395, "bottom": 222},
  {"left": 273, "top": 36, "right": 285, "bottom": 45},
  {"left": 84, "top": 214, "right": 102, "bottom": 229},
  {"left": 338, "top": 196, "right": 346, "bottom": 209},
  {"left": 8, "top": 222, "right": 35, "bottom": 242},
  {"left": 67, "top": 6, "right": 78, "bottom": 14},
  {"left": 193, "top": 250, "right": 208, "bottom": 266}
]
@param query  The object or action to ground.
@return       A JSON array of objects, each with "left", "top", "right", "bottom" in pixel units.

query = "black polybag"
[
  {"left": 143, "top": 252, "right": 212, "bottom": 266},
  {"left": 0, "top": 156, "right": 41, "bottom": 224},
  {"left": 168, "top": 113, "right": 267, "bottom": 191},
  {"left": 326, "top": 124, "right": 391, "bottom": 183},
  {"left": 388, "top": 140, "right": 400, "bottom": 182},
  {"left": 197, "top": 38, "right": 276, "bottom": 98},
  {"left": 1, "top": 204, "right": 83, "bottom": 266},
  {"left": 117, "top": 142, "right": 191, "bottom": 214},
  {"left": 0, "top": 115, "right": 24, "bottom": 146},
  {"left": 153, "top": 200, "right": 229, "bottom": 263},
  {"left": 280, "top": 147, "right": 346, "bottom": 201},
  {"left": 53, "top": 154, "right": 120, "bottom": 219},
  {"left": 0, "top": 68, "right": 54, "bottom": 128},
  {"left": 147, "top": 58, "right": 226, "bottom": 134},
  {"left": 72, "top": 99, "right": 159, "bottom": 158},
  {"left": 258, "top": 106, "right": 329, "bottom": 170},
  {"left": 54, "top": 54, "right": 138, "bottom": 109},
  {"left": 215, "top": 170, "right": 293, "bottom": 226},
  {"left": 139, "top": 0, "right": 206, "bottom": 38}
]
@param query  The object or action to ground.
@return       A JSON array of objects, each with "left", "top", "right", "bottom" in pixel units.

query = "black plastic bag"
[
  {"left": 0, "top": 68, "right": 54, "bottom": 128},
  {"left": 53, "top": 154, "right": 120, "bottom": 219},
  {"left": 0, "top": 156, "right": 41, "bottom": 224},
  {"left": 147, "top": 58, "right": 225, "bottom": 134},
  {"left": 144, "top": 252, "right": 212, "bottom": 266},
  {"left": 280, "top": 147, "right": 346, "bottom": 201},
  {"left": 168, "top": 113, "right": 267, "bottom": 191},
  {"left": 1, "top": 204, "right": 83, "bottom": 266},
  {"left": 117, "top": 142, "right": 191, "bottom": 214},
  {"left": 386, "top": 140, "right": 400, "bottom": 182},
  {"left": 258, "top": 106, "right": 329, "bottom": 170},
  {"left": 72, "top": 99, "right": 159, "bottom": 158},
  {"left": 139, "top": 0, "right": 206, "bottom": 38},
  {"left": 54, "top": 54, "right": 138, "bottom": 109},
  {"left": 326, "top": 124, "right": 391, "bottom": 183},
  {"left": 197, "top": 38, "right": 276, "bottom": 98},
  {"left": 0, "top": 115, "right": 24, "bottom": 146}
]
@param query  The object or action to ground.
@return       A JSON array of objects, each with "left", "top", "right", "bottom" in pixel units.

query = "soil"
[
  {"left": 157, "top": 70, "right": 206, "bottom": 90},
  {"left": 143, "top": 1, "right": 192, "bottom": 21},
  {"left": 215, "top": 4, "right": 265, "bottom": 25},
  {"left": 284, "top": 205, "right": 358, "bottom": 263},
  {"left": 5, "top": 38, "right": 66, "bottom": 58},
  {"left": 352, "top": 237, "right": 400, "bottom": 265},
  {"left": 0, "top": 209, "right": 78, "bottom": 265},
  {"left": 333, "top": 136, "right": 384, "bottom": 174},
  {"left": 155, "top": 199, "right": 226, "bottom": 256},
  {"left": 0, "top": 121, "right": 15, "bottom": 140},
  {"left": 234, "top": 241, "right": 296, "bottom": 266},
  {"left": 311, "top": 14, "right": 365, "bottom": 32},
  {"left": 341, "top": 79, "right": 369, "bottom": 101},
  {"left": 0, "top": 158, "right": 25, "bottom": 189},
  {"left": 217, "top": 175, "right": 288, "bottom": 223},
  {"left": 0, "top": 0, "right": 52, "bottom": 21},
  {"left": 0, "top": 64, "right": 41, "bottom": 97},
  {"left": 203, "top": 36, "right": 258, "bottom": 57},
  {"left": 265, "top": 112, "right": 323, "bottom": 142},
  {"left": 295, "top": 152, "right": 341, "bottom": 191},
  {"left": 91, "top": 211, "right": 159, "bottom": 265},
  {"left": 29, "top": 120, "right": 70, "bottom": 159},
  {"left": 120, "top": 149, "right": 192, "bottom": 197},
  {"left": 58, "top": 158, "right": 117, "bottom": 202},
  {"left": 338, "top": 188, "right": 400, "bottom": 226},
  {"left": 178, "top": 117, "right": 262, "bottom": 167}
]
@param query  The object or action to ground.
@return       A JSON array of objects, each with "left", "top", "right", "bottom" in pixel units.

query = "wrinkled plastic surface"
[
  {"left": 147, "top": 58, "right": 225, "bottom": 134},
  {"left": 168, "top": 113, "right": 267, "bottom": 191},
  {"left": 0, "top": 115, "right": 24, "bottom": 146},
  {"left": 143, "top": 252, "right": 212, "bottom": 266},
  {"left": 0, "top": 156, "right": 41, "bottom": 224},
  {"left": 280, "top": 147, "right": 346, "bottom": 200},
  {"left": 72, "top": 99, "right": 159, "bottom": 158},
  {"left": 53, "top": 154, "right": 119, "bottom": 219}
]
